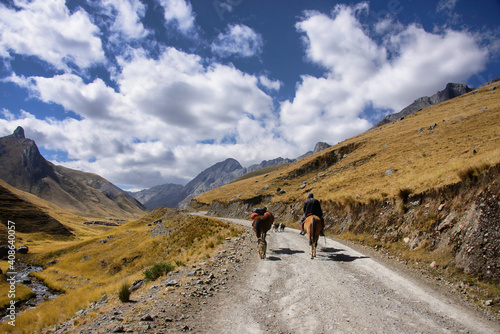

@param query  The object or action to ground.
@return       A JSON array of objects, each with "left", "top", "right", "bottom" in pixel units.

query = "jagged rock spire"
[{"left": 13, "top": 126, "right": 25, "bottom": 139}]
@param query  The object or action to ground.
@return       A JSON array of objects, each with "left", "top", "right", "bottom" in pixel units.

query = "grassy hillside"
[
  {"left": 195, "top": 81, "right": 499, "bottom": 206},
  {"left": 0, "top": 208, "right": 243, "bottom": 333},
  {"left": 0, "top": 179, "right": 123, "bottom": 240}
]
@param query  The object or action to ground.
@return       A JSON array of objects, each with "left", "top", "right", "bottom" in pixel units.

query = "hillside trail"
[{"left": 185, "top": 216, "right": 499, "bottom": 334}]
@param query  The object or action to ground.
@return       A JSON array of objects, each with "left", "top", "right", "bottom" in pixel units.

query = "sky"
[{"left": 0, "top": 0, "right": 499, "bottom": 190}]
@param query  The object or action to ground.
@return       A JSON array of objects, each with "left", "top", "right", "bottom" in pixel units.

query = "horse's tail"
[
  {"left": 255, "top": 217, "right": 264, "bottom": 239},
  {"left": 310, "top": 216, "right": 316, "bottom": 246}
]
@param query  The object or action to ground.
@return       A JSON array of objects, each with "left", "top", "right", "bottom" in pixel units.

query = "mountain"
[
  {"left": 373, "top": 82, "right": 472, "bottom": 128},
  {"left": 0, "top": 127, "right": 148, "bottom": 219},
  {"left": 0, "top": 181, "right": 73, "bottom": 241},
  {"left": 295, "top": 141, "right": 331, "bottom": 161},
  {"left": 131, "top": 156, "right": 297, "bottom": 210},
  {"left": 131, "top": 183, "right": 185, "bottom": 210}
]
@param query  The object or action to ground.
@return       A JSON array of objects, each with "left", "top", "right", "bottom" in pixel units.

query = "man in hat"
[{"left": 299, "top": 193, "right": 324, "bottom": 236}]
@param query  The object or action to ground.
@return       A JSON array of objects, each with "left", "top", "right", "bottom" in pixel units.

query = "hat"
[{"left": 308, "top": 193, "right": 314, "bottom": 198}]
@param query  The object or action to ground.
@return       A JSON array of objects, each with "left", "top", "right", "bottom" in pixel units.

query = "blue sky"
[{"left": 0, "top": 0, "right": 499, "bottom": 190}]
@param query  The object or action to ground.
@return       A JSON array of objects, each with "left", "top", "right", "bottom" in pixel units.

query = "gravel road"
[{"left": 187, "top": 216, "right": 499, "bottom": 334}]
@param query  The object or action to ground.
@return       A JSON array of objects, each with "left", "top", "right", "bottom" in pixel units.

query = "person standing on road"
[{"left": 299, "top": 193, "right": 324, "bottom": 236}]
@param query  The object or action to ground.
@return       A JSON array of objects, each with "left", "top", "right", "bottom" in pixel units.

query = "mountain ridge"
[
  {"left": 373, "top": 82, "right": 473, "bottom": 128},
  {"left": 0, "top": 127, "right": 148, "bottom": 220}
]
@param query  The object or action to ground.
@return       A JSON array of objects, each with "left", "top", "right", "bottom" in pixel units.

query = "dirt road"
[{"left": 188, "top": 217, "right": 499, "bottom": 334}]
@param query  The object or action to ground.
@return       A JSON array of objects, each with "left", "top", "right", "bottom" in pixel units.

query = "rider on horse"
[
  {"left": 300, "top": 193, "right": 324, "bottom": 236},
  {"left": 250, "top": 206, "right": 267, "bottom": 220}
]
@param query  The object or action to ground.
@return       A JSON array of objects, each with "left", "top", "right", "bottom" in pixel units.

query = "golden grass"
[
  {"left": 0, "top": 284, "right": 34, "bottom": 310},
  {"left": 0, "top": 208, "right": 243, "bottom": 333},
  {"left": 194, "top": 82, "right": 500, "bottom": 206}
]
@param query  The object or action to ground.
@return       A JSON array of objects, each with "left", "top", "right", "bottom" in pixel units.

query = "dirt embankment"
[{"left": 199, "top": 164, "right": 500, "bottom": 314}]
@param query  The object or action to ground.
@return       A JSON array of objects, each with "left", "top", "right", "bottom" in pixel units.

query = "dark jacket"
[{"left": 303, "top": 198, "right": 323, "bottom": 219}]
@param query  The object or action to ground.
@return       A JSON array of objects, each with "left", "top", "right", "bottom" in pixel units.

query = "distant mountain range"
[
  {"left": 131, "top": 141, "right": 345, "bottom": 210},
  {"left": 0, "top": 127, "right": 147, "bottom": 220}
]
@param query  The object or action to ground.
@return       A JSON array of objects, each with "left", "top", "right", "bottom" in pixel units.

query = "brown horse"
[
  {"left": 252, "top": 212, "right": 274, "bottom": 259},
  {"left": 303, "top": 215, "right": 323, "bottom": 259}
]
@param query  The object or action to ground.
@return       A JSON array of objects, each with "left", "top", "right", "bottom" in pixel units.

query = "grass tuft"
[
  {"left": 457, "top": 162, "right": 491, "bottom": 182},
  {"left": 144, "top": 262, "right": 175, "bottom": 282},
  {"left": 118, "top": 282, "right": 131, "bottom": 302}
]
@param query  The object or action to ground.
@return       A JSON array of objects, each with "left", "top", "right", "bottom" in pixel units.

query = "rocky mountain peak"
[
  {"left": 13, "top": 126, "right": 25, "bottom": 139},
  {"left": 313, "top": 142, "right": 331, "bottom": 153}
]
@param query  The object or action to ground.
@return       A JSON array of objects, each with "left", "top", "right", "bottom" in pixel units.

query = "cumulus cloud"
[
  {"left": 279, "top": 3, "right": 488, "bottom": 153},
  {"left": 2, "top": 46, "right": 285, "bottom": 186},
  {"left": 0, "top": 0, "right": 105, "bottom": 70},
  {"left": 259, "top": 75, "right": 282, "bottom": 91},
  {"left": 211, "top": 24, "right": 263, "bottom": 58},
  {"left": 159, "top": 0, "right": 196, "bottom": 34},
  {"left": 101, "top": 0, "right": 149, "bottom": 40}
]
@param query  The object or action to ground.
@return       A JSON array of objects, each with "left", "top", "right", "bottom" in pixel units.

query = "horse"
[
  {"left": 303, "top": 215, "right": 323, "bottom": 259},
  {"left": 279, "top": 223, "right": 285, "bottom": 232},
  {"left": 252, "top": 212, "right": 274, "bottom": 259}
]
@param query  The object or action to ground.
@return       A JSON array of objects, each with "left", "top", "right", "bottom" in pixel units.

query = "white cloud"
[
  {"left": 102, "top": 0, "right": 149, "bottom": 40},
  {"left": 3, "top": 46, "right": 285, "bottom": 187},
  {"left": 279, "top": 4, "right": 488, "bottom": 153},
  {"left": 159, "top": 0, "right": 196, "bottom": 34},
  {"left": 0, "top": 0, "right": 105, "bottom": 70},
  {"left": 437, "top": 0, "right": 457, "bottom": 13},
  {"left": 211, "top": 24, "right": 263, "bottom": 58},
  {"left": 436, "top": 0, "right": 461, "bottom": 25},
  {"left": 259, "top": 75, "right": 282, "bottom": 91}
]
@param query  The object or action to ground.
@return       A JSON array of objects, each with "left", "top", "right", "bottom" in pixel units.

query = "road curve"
[{"left": 191, "top": 216, "right": 499, "bottom": 333}]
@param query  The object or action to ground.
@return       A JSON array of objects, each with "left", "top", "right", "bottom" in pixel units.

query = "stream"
[{"left": 1, "top": 262, "right": 61, "bottom": 321}]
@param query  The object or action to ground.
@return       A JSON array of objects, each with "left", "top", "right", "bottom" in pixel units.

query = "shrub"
[
  {"left": 118, "top": 282, "right": 131, "bottom": 302},
  {"left": 144, "top": 262, "right": 175, "bottom": 282}
]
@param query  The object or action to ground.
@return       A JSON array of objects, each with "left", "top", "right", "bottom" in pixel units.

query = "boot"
[{"left": 299, "top": 230, "right": 306, "bottom": 236}]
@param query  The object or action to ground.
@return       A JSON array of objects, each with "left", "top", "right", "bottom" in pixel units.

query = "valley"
[{"left": 0, "top": 80, "right": 498, "bottom": 332}]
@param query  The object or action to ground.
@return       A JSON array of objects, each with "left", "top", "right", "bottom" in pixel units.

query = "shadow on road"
[
  {"left": 271, "top": 247, "right": 305, "bottom": 255},
  {"left": 325, "top": 253, "right": 369, "bottom": 262},
  {"left": 266, "top": 256, "right": 282, "bottom": 261},
  {"left": 321, "top": 247, "right": 343, "bottom": 253},
  {"left": 318, "top": 247, "right": 369, "bottom": 262}
]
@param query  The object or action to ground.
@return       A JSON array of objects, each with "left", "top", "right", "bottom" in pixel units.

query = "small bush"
[
  {"left": 118, "top": 282, "right": 131, "bottom": 302},
  {"left": 144, "top": 262, "right": 175, "bottom": 282}
]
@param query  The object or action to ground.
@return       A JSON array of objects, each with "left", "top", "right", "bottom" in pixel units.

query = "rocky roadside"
[
  {"left": 40, "top": 223, "right": 499, "bottom": 333},
  {"left": 42, "top": 228, "right": 256, "bottom": 334}
]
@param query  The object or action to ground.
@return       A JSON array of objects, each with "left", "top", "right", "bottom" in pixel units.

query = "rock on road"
[{"left": 189, "top": 216, "right": 499, "bottom": 334}]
